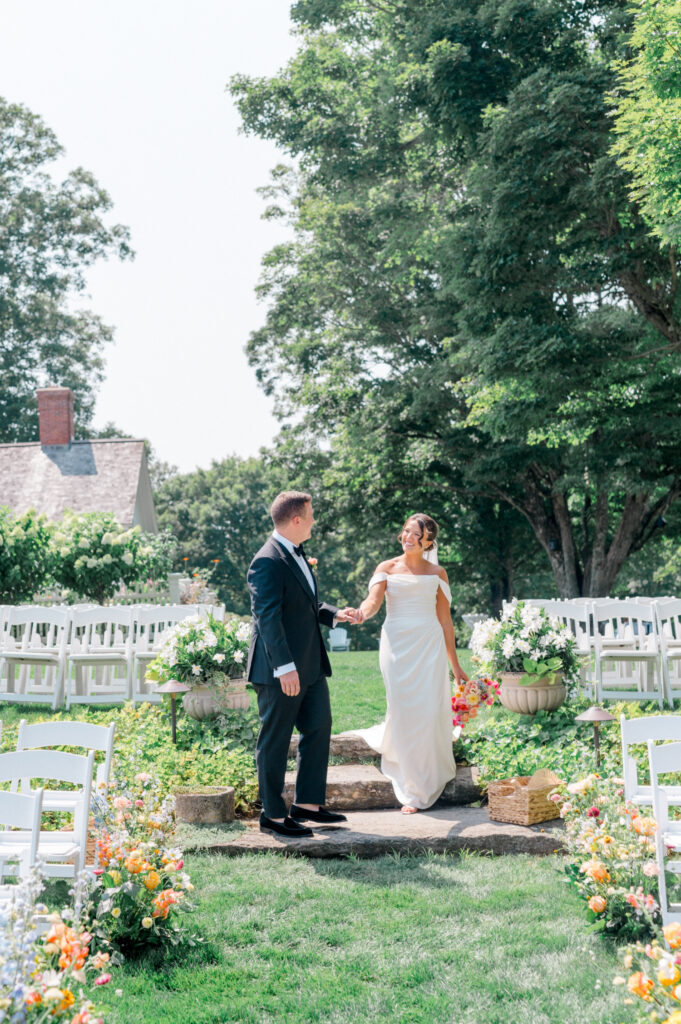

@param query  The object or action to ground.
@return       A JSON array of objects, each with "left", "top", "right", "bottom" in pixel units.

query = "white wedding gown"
[{"left": 354, "top": 572, "right": 456, "bottom": 809}]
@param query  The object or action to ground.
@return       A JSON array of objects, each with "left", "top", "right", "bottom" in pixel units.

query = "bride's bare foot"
[{"left": 401, "top": 805, "right": 418, "bottom": 815}]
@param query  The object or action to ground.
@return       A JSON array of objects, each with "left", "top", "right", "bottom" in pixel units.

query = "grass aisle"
[{"left": 96, "top": 852, "right": 621, "bottom": 1024}]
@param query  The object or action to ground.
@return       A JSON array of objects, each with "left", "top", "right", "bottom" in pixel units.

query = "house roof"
[{"left": 0, "top": 439, "right": 156, "bottom": 530}]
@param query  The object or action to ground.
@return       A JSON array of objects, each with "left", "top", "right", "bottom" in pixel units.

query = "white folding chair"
[
  {"left": 132, "top": 605, "right": 201, "bottom": 703},
  {"left": 593, "top": 601, "right": 663, "bottom": 706},
  {"left": 15, "top": 719, "right": 116, "bottom": 811},
  {"left": 0, "top": 749, "right": 94, "bottom": 880},
  {"left": 621, "top": 714, "right": 681, "bottom": 805},
  {"left": 0, "top": 607, "right": 70, "bottom": 709},
  {"left": 545, "top": 600, "right": 592, "bottom": 692},
  {"left": 648, "top": 739, "right": 681, "bottom": 925},
  {"left": 65, "top": 607, "right": 134, "bottom": 706},
  {"left": 0, "top": 788, "right": 43, "bottom": 882},
  {"left": 656, "top": 600, "right": 681, "bottom": 706}
]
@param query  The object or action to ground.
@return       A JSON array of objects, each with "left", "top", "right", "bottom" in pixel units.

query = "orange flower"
[
  {"left": 24, "top": 991, "right": 41, "bottom": 1006},
  {"left": 658, "top": 961, "right": 681, "bottom": 987},
  {"left": 144, "top": 870, "right": 161, "bottom": 891},
  {"left": 124, "top": 852, "right": 144, "bottom": 874},
  {"left": 632, "top": 816, "right": 657, "bottom": 836},
  {"left": 665, "top": 923, "right": 681, "bottom": 950},
  {"left": 588, "top": 895, "right": 606, "bottom": 914},
  {"left": 627, "top": 971, "right": 654, "bottom": 999},
  {"left": 59, "top": 989, "right": 75, "bottom": 1012},
  {"left": 580, "top": 859, "right": 610, "bottom": 883}
]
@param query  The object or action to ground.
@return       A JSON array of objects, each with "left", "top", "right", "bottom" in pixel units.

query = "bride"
[{"left": 354, "top": 513, "right": 468, "bottom": 813}]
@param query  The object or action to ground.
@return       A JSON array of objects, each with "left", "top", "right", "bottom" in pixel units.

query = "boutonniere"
[{"left": 307, "top": 556, "right": 318, "bottom": 574}]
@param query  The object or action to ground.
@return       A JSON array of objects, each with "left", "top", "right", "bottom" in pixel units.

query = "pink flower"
[
  {"left": 135, "top": 800, "right": 144, "bottom": 808},
  {"left": 95, "top": 973, "right": 112, "bottom": 986},
  {"left": 113, "top": 796, "right": 131, "bottom": 810},
  {"left": 550, "top": 793, "right": 562, "bottom": 803},
  {"left": 93, "top": 868, "right": 104, "bottom": 876},
  {"left": 643, "top": 861, "right": 660, "bottom": 877},
  {"left": 586, "top": 806, "right": 600, "bottom": 818},
  {"left": 176, "top": 859, "right": 183, "bottom": 870}
]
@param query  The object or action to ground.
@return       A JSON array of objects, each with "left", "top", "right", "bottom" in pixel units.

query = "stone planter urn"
[
  {"left": 182, "top": 676, "right": 250, "bottom": 719},
  {"left": 498, "top": 671, "right": 566, "bottom": 715},
  {"left": 174, "top": 785, "right": 235, "bottom": 824}
]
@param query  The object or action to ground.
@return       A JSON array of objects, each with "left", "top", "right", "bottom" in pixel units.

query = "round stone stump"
[{"left": 174, "top": 785, "right": 235, "bottom": 824}]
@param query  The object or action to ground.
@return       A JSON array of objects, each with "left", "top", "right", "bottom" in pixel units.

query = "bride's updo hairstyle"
[{"left": 399, "top": 513, "right": 438, "bottom": 552}]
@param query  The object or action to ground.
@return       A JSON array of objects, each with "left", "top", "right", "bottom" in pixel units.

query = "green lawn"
[
  {"left": 92, "top": 851, "right": 623, "bottom": 1024},
  {"left": 327, "top": 649, "right": 475, "bottom": 733}
]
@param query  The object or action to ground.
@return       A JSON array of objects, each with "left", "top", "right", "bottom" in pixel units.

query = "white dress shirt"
[{"left": 272, "top": 530, "right": 316, "bottom": 678}]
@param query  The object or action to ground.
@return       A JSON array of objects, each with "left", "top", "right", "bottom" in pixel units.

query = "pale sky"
[{"left": 1, "top": 1, "right": 301, "bottom": 472}]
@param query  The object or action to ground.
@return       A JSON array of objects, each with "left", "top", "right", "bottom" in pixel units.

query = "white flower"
[
  {"left": 236, "top": 623, "right": 252, "bottom": 642},
  {"left": 213, "top": 653, "right": 225, "bottom": 664},
  {"left": 502, "top": 636, "right": 516, "bottom": 658},
  {"left": 102, "top": 553, "right": 113, "bottom": 565},
  {"left": 516, "top": 639, "right": 531, "bottom": 655},
  {"left": 86, "top": 557, "right": 97, "bottom": 568},
  {"left": 191, "top": 665, "right": 201, "bottom": 675},
  {"left": 122, "top": 550, "right": 134, "bottom": 565},
  {"left": 233, "top": 650, "right": 244, "bottom": 664},
  {"left": 78, "top": 537, "right": 90, "bottom": 549},
  {"left": 203, "top": 631, "right": 217, "bottom": 648}
]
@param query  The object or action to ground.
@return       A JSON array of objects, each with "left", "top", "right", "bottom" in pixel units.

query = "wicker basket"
[{"left": 487, "top": 769, "right": 562, "bottom": 826}]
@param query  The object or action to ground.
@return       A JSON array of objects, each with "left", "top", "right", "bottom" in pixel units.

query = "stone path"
[
  {"left": 202, "top": 807, "right": 565, "bottom": 859},
  {"left": 193, "top": 729, "right": 565, "bottom": 859}
]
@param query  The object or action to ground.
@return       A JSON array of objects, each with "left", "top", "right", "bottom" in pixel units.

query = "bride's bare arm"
[
  {"left": 435, "top": 570, "right": 468, "bottom": 683},
  {"left": 358, "top": 563, "right": 390, "bottom": 621}
]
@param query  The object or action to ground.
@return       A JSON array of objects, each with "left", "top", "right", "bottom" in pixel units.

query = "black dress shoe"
[
  {"left": 259, "top": 812, "right": 313, "bottom": 838},
  {"left": 289, "top": 804, "right": 348, "bottom": 824}
]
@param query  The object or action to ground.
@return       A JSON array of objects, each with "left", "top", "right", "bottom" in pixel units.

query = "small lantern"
[
  {"left": 575, "top": 706, "right": 616, "bottom": 768},
  {"left": 155, "top": 679, "right": 191, "bottom": 743}
]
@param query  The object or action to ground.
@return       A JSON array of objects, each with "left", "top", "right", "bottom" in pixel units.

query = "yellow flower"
[
  {"left": 662, "top": 1013, "right": 681, "bottom": 1024},
  {"left": 665, "top": 923, "right": 681, "bottom": 950},
  {"left": 659, "top": 961, "right": 681, "bottom": 987},
  {"left": 109, "top": 869, "right": 122, "bottom": 885},
  {"left": 111, "top": 907, "right": 121, "bottom": 919},
  {"left": 141, "top": 917, "right": 153, "bottom": 928}
]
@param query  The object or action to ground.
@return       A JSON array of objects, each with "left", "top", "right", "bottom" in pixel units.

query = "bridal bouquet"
[
  {"left": 452, "top": 675, "right": 500, "bottom": 731},
  {"left": 145, "top": 614, "right": 251, "bottom": 690},
  {"left": 470, "top": 600, "right": 581, "bottom": 685}
]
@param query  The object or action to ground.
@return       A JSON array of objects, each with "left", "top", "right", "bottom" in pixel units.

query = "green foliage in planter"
[
  {"left": 180, "top": 706, "right": 260, "bottom": 753},
  {"left": 0, "top": 506, "right": 53, "bottom": 602}
]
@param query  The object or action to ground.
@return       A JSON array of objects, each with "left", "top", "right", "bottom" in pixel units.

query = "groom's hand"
[
  {"left": 280, "top": 669, "right": 301, "bottom": 697},
  {"left": 337, "top": 607, "right": 363, "bottom": 625}
]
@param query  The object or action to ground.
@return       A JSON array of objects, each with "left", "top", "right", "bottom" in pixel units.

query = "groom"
[{"left": 247, "top": 490, "right": 359, "bottom": 837}]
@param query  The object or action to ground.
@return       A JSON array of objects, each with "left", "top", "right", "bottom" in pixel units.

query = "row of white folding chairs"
[
  {"left": 620, "top": 715, "right": 681, "bottom": 925},
  {"left": 0, "top": 604, "right": 221, "bottom": 709},
  {"left": 525, "top": 598, "right": 681, "bottom": 707}
]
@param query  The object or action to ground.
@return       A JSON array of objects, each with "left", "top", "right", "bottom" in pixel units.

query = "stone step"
[
  {"left": 289, "top": 730, "right": 379, "bottom": 762},
  {"left": 200, "top": 807, "right": 565, "bottom": 859},
  {"left": 282, "top": 763, "right": 482, "bottom": 811}
]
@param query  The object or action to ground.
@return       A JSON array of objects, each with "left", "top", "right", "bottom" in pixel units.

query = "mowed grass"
[
  {"left": 92, "top": 851, "right": 622, "bottom": 1024},
  {"left": 327, "top": 649, "right": 475, "bottom": 733}
]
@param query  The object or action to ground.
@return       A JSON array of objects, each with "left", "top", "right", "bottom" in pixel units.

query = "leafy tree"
[
  {"left": 0, "top": 507, "right": 53, "bottom": 602},
  {"left": 0, "top": 98, "right": 133, "bottom": 442},
  {"left": 230, "top": 0, "right": 681, "bottom": 598},
  {"left": 611, "top": 0, "right": 681, "bottom": 248}
]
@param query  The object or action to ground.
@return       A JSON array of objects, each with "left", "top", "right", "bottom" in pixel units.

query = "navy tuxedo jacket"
[{"left": 246, "top": 537, "right": 338, "bottom": 687}]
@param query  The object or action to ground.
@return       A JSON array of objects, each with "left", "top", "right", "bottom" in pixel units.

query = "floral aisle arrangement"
[
  {"left": 471, "top": 599, "right": 581, "bottom": 687},
  {"left": 550, "top": 774, "right": 662, "bottom": 941},
  {"left": 88, "top": 773, "right": 195, "bottom": 957},
  {"left": 615, "top": 923, "right": 681, "bottom": 1023},
  {"left": 452, "top": 675, "right": 500, "bottom": 732},
  {"left": 145, "top": 615, "right": 252, "bottom": 691},
  {"left": 0, "top": 866, "right": 109, "bottom": 1023}
]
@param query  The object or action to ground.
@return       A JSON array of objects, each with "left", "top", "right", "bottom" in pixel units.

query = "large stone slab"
[
  {"left": 282, "top": 763, "right": 482, "bottom": 810},
  {"left": 200, "top": 806, "right": 565, "bottom": 859},
  {"left": 288, "top": 730, "right": 379, "bottom": 762}
]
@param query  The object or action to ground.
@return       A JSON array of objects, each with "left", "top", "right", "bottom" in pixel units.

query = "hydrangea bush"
[
  {"left": 0, "top": 506, "right": 53, "bottom": 603},
  {"left": 550, "top": 774, "right": 662, "bottom": 941},
  {"left": 146, "top": 615, "right": 252, "bottom": 689},
  {"left": 471, "top": 599, "right": 581, "bottom": 685},
  {"left": 51, "top": 510, "right": 170, "bottom": 604}
]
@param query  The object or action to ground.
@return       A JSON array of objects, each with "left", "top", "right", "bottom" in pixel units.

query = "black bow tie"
[{"left": 293, "top": 544, "right": 306, "bottom": 558}]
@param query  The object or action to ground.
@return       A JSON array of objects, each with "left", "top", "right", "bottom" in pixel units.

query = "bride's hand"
[{"left": 452, "top": 665, "right": 469, "bottom": 685}]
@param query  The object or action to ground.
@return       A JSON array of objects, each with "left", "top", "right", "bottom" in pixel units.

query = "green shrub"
[{"left": 0, "top": 506, "right": 53, "bottom": 602}]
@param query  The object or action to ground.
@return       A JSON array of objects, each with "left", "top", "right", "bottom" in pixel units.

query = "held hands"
[{"left": 336, "top": 607, "right": 364, "bottom": 625}]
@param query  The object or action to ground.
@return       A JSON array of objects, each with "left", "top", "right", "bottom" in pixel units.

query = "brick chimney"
[{"left": 37, "top": 387, "right": 75, "bottom": 446}]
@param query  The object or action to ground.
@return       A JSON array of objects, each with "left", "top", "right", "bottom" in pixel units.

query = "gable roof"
[{"left": 0, "top": 439, "right": 158, "bottom": 532}]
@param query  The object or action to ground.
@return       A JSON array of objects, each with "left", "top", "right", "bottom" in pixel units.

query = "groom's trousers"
[{"left": 254, "top": 672, "right": 332, "bottom": 820}]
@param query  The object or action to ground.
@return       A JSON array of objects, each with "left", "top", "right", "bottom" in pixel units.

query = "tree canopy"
[
  {"left": 230, "top": 0, "right": 681, "bottom": 598},
  {"left": 0, "top": 98, "right": 132, "bottom": 442}
]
